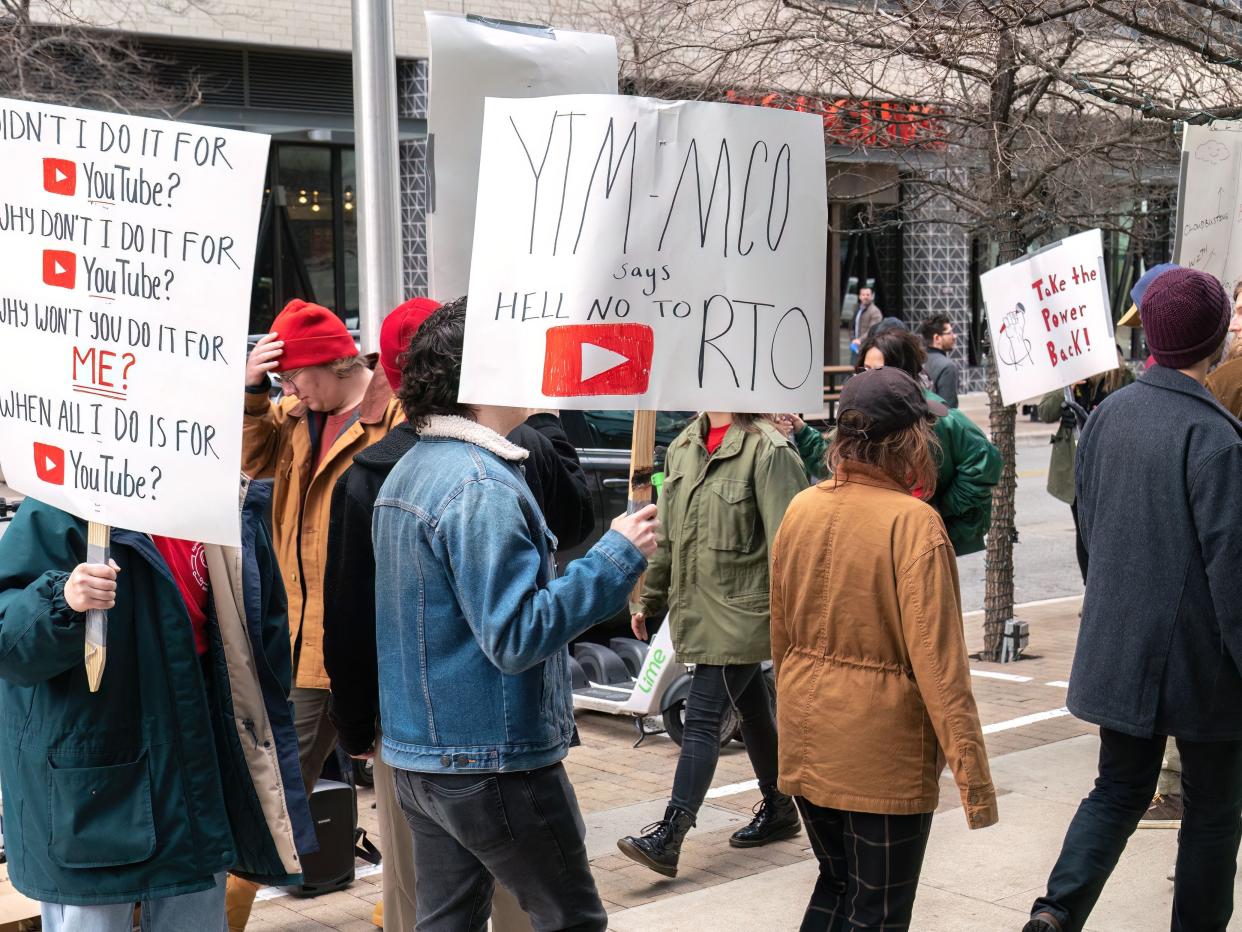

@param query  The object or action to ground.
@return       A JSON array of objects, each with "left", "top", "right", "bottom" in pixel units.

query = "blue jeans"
[
  {"left": 1033, "top": 728, "right": 1242, "bottom": 931},
  {"left": 40, "top": 872, "right": 227, "bottom": 932}
]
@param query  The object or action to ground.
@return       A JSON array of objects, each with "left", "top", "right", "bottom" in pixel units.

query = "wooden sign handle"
[
  {"left": 84, "top": 521, "right": 110, "bottom": 693},
  {"left": 628, "top": 410, "right": 657, "bottom": 605}
]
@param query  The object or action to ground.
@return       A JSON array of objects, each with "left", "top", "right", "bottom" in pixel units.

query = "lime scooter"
[{"left": 569, "top": 470, "right": 771, "bottom": 746}]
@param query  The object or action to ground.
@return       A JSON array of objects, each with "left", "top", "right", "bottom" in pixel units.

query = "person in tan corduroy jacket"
[
  {"left": 233, "top": 299, "right": 401, "bottom": 932},
  {"left": 770, "top": 366, "right": 997, "bottom": 931}
]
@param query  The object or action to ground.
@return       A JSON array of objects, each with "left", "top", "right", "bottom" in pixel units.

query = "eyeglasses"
[{"left": 278, "top": 369, "right": 305, "bottom": 394}]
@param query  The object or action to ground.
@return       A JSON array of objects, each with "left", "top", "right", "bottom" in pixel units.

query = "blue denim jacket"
[{"left": 373, "top": 415, "right": 646, "bottom": 773}]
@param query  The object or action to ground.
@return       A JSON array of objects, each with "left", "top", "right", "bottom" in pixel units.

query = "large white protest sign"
[
  {"left": 980, "top": 229, "right": 1117, "bottom": 406},
  {"left": 459, "top": 95, "right": 828, "bottom": 413},
  {"left": 0, "top": 98, "right": 269, "bottom": 546},
  {"left": 1173, "top": 120, "right": 1242, "bottom": 294},
  {"left": 427, "top": 12, "right": 618, "bottom": 301}
]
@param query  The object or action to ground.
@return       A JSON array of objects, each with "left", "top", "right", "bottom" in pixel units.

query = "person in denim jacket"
[{"left": 372, "top": 299, "right": 659, "bottom": 932}]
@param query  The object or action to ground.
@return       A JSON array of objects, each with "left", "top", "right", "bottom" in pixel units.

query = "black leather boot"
[
  {"left": 729, "top": 785, "right": 801, "bottom": 848},
  {"left": 617, "top": 805, "right": 696, "bottom": 878}
]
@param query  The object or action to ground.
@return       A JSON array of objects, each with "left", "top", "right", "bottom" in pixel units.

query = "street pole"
[{"left": 351, "top": 0, "right": 402, "bottom": 353}]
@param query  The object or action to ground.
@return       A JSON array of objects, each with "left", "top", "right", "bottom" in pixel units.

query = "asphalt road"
[{"left": 956, "top": 438, "right": 1081, "bottom": 613}]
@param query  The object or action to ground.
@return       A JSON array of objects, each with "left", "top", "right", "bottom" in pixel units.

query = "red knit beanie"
[
  {"left": 380, "top": 297, "right": 441, "bottom": 390},
  {"left": 270, "top": 299, "right": 356, "bottom": 371},
  {"left": 1139, "top": 268, "right": 1230, "bottom": 369}
]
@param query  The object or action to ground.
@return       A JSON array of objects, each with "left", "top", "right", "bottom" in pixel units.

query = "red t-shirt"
[
  {"left": 151, "top": 536, "right": 210, "bottom": 655},
  {"left": 317, "top": 408, "right": 358, "bottom": 470},
  {"left": 706, "top": 424, "right": 730, "bottom": 454}
]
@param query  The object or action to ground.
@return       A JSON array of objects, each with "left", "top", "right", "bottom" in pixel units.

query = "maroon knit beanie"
[{"left": 1139, "top": 268, "right": 1230, "bottom": 369}]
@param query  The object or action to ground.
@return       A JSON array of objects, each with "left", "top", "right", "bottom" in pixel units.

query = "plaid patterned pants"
[{"left": 796, "top": 800, "right": 933, "bottom": 931}]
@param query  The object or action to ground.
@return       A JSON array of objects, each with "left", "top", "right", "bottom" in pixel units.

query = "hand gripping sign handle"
[
  {"left": 84, "top": 521, "right": 110, "bottom": 693},
  {"left": 628, "top": 410, "right": 657, "bottom": 605}
]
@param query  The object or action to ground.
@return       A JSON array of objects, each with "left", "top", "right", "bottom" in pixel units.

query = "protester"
[
  {"left": 855, "top": 328, "right": 1001, "bottom": 555},
  {"left": 238, "top": 298, "right": 402, "bottom": 926},
  {"left": 849, "top": 286, "right": 882, "bottom": 362},
  {"left": 617, "top": 411, "right": 806, "bottom": 877},
  {"left": 866, "top": 314, "right": 908, "bottom": 340},
  {"left": 771, "top": 366, "right": 997, "bottom": 931},
  {"left": 1036, "top": 347, "right": 1133, "bottom": 585},
  {"left": 0, "top": 480, "right": 314, "bottom": 932},
  {"left": 372, "top": 299, "right": 657, "bottom": 931},
  {"left": 1024, "top": 267, "right": 1242, "bottom": 932},
  {"left": 919, "top": 313, "right": 961, "bottom": 407},
  {"left": 323, "top": 296, "right": 595, "bottom": 932}
]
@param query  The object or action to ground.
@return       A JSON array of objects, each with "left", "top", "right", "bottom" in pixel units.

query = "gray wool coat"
[{"left": 1070, "top": 365, "right": 1242, "bottom": 740}]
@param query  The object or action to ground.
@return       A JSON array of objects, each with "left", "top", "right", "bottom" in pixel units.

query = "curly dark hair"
[
  {"left": 396, "top": 296, "right": 475, "bottom": 428},
  {"left": 857, "top": 328, "right": 927, "bottom": 379}
]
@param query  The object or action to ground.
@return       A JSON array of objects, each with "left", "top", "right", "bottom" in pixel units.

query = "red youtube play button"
[
  {"left": 42, "top": 250, "right": 76, "bottom": 290},
  {"left": 42, "top": 158, "right": 77, "bottom": 197},
  {"left": 33, "top": 443, "right": 66, "bottom": 486},
  {"left": 542, "top": 324, "right": 654, "bottom": 397}
]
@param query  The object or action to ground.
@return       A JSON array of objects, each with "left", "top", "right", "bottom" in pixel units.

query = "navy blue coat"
[{"left": 1070, "top": 365, "right": 1242, "bottom": 740}]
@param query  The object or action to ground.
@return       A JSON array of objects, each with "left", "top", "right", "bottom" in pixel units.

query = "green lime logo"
[{"left": 636, "top": 648, "right": 667, "bottom": 693}]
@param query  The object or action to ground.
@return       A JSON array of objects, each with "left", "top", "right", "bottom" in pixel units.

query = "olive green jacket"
[{"left": 639, "top": 416, "right": 807, "bottom": 664}]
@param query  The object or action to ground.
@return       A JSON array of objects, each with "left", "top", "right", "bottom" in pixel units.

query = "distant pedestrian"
[
  {"left": 855, "top": 328, "right": 1000, "bottom": 555},
  {"left": 1024, "top": 267, "right": 1242, "bottom": 932},
  {"left": 1036, "top": 346, "right": 1132, "bottom": 585},
  {"left": 373, "top": 299, "right": 658, "bottom": 931},
  {"left": 919, "top": 314, "right": 960, "bottom": 407},
  {"left": 850, "top": 286, "right": 883, "bottom": 362},
  {"left": 771, "top": 366, "right": 998, "bottom": 932},
  {"left": 618, "top": 411, "right": 806, "bottom": 878}
]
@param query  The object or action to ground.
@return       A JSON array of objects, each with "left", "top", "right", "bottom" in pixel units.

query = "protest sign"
[
  {"left": 459, "top": 95, "right": 828, "bottom": 413},
  {"left": 0, "top": 98, "right": 269, "bottom": 546},
  {"left": 426, "top": 12, "right": 618, "bottom": 302},
  {"left": 1173, "top": 119, "right": 1242, "bottom": 295},
  {"left": 980, "top": 229, "right": 1116, "bottom": 405}
]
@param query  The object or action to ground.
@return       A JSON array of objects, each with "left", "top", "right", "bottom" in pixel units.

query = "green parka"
[
  {"left": 0, "top": 481, "right": 314, "bottom": 906},
  {"left": 638, "top": 416, "right": 807, "bottom": 664}
]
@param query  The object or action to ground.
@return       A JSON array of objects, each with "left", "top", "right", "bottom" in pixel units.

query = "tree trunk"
[{"left": 981, "top": 230, "right": 1024, "bottom": 660}]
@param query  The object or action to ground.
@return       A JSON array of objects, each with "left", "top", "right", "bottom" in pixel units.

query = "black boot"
[
  {"left": 617, "top": 805, "right": 695, "bottom": 878},
  {"left": 729, "top": 785, "right": 801, "bottom": 848}
]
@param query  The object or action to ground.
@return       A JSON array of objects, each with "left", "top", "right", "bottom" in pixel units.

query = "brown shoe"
[{"left": 1138, "top": 793, "right": 1183, "bottom": 828}]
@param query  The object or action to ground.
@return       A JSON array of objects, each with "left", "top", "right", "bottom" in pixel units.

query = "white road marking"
[
  {"left": 1046, "top": 681, "right": 1070, "bottom": 689},
  {"left": 982, "top": 707, "right": 1071, "bottom": 735},
  {"left": 970, "top": 669, "right": 1032, "bottom": 683},
  {"left": 706, "top": 779, "right": 759, "bottom": 799}
]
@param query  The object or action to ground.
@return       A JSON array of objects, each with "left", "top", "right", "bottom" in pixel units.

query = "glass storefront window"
[{"left": 250, "top": 143, "right": 360, "bottom": 335}]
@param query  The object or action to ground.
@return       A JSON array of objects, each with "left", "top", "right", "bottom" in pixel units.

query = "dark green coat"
[
  {"left": 0, "top": 482, "right": 314, "bottom": 905},
  {"left": 826, "top": 391, "right": 1000, "bottom": 555},
  {"left": 927, "top": 391, "right": 1002, "bottom": 555},
  {"left": 639, "top": 417, "right": 806, "bottom": 664}
]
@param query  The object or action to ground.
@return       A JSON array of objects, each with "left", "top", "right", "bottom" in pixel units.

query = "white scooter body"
[{"left": 571, "top": 621, "right": 683, "bottom": 716}]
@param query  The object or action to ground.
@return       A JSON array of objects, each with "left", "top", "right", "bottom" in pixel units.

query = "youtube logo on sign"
[
  {"left": 42, "top": 158, "right": 77, "bottom": 197},
  {"left": 42, "top": 250, "right": 76, "bottom": 290},
  {"left": 33, "top": 443, "right": 66, "bottom": 486},
  {"left": 542, "top": 324, "right": 654, "bottom": 397}
]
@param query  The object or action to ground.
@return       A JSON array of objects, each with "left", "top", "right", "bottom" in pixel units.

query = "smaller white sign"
[
  {"left": 981, "top": 229, "right": 1117, "bottom": 405},
  {"left": 1174, "top": 120, "right": 1242, "bottom": 295}
]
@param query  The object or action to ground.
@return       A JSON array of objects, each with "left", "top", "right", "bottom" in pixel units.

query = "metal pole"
[{"left": 351, "top": 0, "right": 402, "bottom": 353}]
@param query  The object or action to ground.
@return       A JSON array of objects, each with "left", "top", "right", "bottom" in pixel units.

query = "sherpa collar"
[{"left": 418, "top": 415, "right": 529, "bottom": 462}]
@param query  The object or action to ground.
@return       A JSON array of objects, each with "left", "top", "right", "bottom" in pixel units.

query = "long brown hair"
[
  {"left": 1088, "top": 346, "right": 1128, "bottom": 396},
  {"left": 829, "top": 415, "right": 941, "bottom": 498}
]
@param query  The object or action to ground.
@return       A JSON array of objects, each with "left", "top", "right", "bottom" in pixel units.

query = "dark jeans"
[
  {"left": 796, "top": 799, "right": 933, "bottom": 931},
  {"left": 1032, "top": 727, "right": 1242, "bottom": 932},
  {"left": 394, "top": 763, "right": 607, "bottom": 932},
  {"left": 1070, "top": 499, "right": 1088, "bottom": 584},
  {"left": 670, "top": 663, "right": 780, "bottom": 815}
]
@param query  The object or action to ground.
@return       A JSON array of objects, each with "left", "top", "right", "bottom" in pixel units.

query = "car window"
[{"left": 581, "top": 411, "right": 696, "bottom": 450}]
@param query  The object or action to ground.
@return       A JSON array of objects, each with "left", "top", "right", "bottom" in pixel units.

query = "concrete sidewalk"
[{"left": 608, "top": 734, "right": 1230, "bottom": 931}]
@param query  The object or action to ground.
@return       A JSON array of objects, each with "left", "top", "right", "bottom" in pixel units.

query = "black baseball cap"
[{"left": 838, "top": 367, "right": 948, "bottom": 438}]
